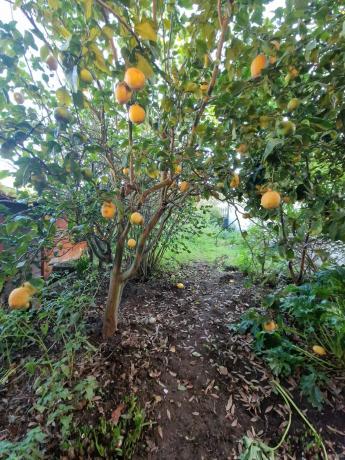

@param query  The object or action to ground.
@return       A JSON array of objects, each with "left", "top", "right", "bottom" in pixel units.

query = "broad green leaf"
[
  {"left": 48, "top": 0, "right": 60, "bottom": 10},
  {"left": 134, "top": 19, "right": 157, "bottom": 42},
  {"left": 84, "top": 0, "right": 93, "bottom": 21},
  {"left": 263, "top": 139, "right": 284, "bottom": 160},
  {"left": 135, "top": 53, "right": 154, "bottom": 79}
]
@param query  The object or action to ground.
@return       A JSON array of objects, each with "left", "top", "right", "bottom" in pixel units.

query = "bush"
[{"left": 235, "top": 266, "right": 345, "bottom": 409}]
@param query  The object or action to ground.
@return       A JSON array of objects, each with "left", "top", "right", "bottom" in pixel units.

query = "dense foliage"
[{"left": 236, "top": 265, "right": 345, "bottom": 409}]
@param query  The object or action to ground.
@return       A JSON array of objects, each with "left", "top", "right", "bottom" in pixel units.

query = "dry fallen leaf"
[
  {"left": 226, "top": 395, "right": 233, "bottom": 412},
  {"left": 157, "top": 425, "right": 163, "bottom": 439},
  {"left": 111, "top": 403, "right": 125, "bottom": 425},
  {"left": 169, "top": 345, "right": 176, "bottom": 353},
  {"left": 218, "top": 365, "right": 229, "bottom": 376},
  {"left": 149, "top": 369, "right": 161, "bottom": 378}
]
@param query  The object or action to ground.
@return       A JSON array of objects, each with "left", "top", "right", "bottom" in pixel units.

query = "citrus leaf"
[
  {"left": 135, "top": 53, "right": 154, "bottom": 79},
  {"left": 84, "top": 0, "right": 93, "bottom": 20},
  {"left": 134, "top": 19, "right": 157, "bottom": 42}
]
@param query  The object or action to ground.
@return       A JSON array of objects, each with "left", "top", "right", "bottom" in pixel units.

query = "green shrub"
[{"left": 235, "top": 266, "right": 345, "bottom": 409}]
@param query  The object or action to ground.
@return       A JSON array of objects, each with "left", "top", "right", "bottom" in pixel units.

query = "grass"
[
  {"left": 162, "top": 222, "right": 251, "bottom": 268},
  {"left": 161, "top": 217, "right": 286, "bottom": 282}
]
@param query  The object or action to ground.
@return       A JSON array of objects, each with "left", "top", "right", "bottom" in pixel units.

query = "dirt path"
[
  {"left": 90, "top": 263, "right": 274, "bottom": 458},
  {"left": 87, "top": 262, "right": 344, "bottom": 459}
]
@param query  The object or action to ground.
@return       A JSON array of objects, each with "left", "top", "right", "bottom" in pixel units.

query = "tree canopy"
[{"left": 1, "top": 0, "right": 344, "bottom": 333}]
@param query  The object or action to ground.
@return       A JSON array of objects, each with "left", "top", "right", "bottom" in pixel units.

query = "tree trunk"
[{"left": 102, "top": 271, "right": 124, "bottom": 338}]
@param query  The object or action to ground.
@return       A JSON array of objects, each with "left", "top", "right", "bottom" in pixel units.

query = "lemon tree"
[
  {"left": 1, "top": 0, "right": 344, "bottom": 335},
  {"left": 0, "top": 0, "right": 231, "bottom": 336}
]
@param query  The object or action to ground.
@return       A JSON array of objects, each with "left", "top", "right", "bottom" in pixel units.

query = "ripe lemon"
[
  {"left": 250, "top": 54, "right": 266, "bottom": 78},
  {"left": 46, "top": 55, "right": 58, "bottom": 71},
  {"left": 312, "top": 345, "right": 326, "bottom": 356},
  {"left": 230, "top": 174, "right": 240, "bottom": 188},
  {"left": 80, "top": 68, "right": 93, "bottom": 83},
  {"left": 130, "top": 212, "right": 144, "bottom": 225},
  {"left": 115, "top": 82, "right": 132, "bottom": 104},
  {"left": 263, "top": 320, "right": 278, "bottom": 332},
  {"left": 101, "top": 201, "right": 116, "bottom": 219},
  {"left": 179, "top": 181, "right": 190, "bottom": 193},
  {"left": 123, "top": 167, "right": 130, "bottom": 175},
  {"left": 127, "top": 238, "right": 137, "bottom": 249},
  {"left": 261, "top": 190, "right": 281, "bottom": 209},
  {"left": 129, "top": 104, "right": 145, "bottom": 124},
  {"left": 13, "top": 92, "right": 24, "bottom": 104},
  {"left": 176, "top": 283, "right": 185, "bottom": 289},
  {"left": 124, "top": 67, "right": 146, "bottom": 90}
]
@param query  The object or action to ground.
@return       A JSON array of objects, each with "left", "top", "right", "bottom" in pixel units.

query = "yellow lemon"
[
  {"left": 124, "top": 67, "right": 146, "bottom": 90},
  {"left": 129, "top": 104, "right": 145, "bottom": 124},
  {"left": 127, "top": 238, "right": 137, "bottom": 249},
  {"left": 130, "top": 212, "right": 144, "bottom": 225},
  {"left": 261, "top": 190, "right": 281, "bottom": 209}
]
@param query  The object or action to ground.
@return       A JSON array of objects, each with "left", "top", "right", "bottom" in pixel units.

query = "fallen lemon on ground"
[
  {"left": 127, "top": 238, "right": 137, "bottom": 249},
  {"left": 176, "top": 283, "right": 185, "bottom": 289},
  {"left": 261, "top": 190, "right": 281, "bottom": 209},
  {"left": 9, "top": 282, "right": 37, "bottom": 310},
  {"left": 101, "top": 201, "right": 116, "bottom": 219},
  {"left": 129, "top": 104, "right": 145, "bottom": 124},
  {"left": 263, "top": 320, "right": 278, "bottom": 332},
  {"left": 130, "top": 212, "right": 144, "bottom": 225},
  {"left": 124, "top": 67, "right": 145, "bottom": 90},
  {"left": 312, "top": 345, "right": 327, "bottom": 356}
]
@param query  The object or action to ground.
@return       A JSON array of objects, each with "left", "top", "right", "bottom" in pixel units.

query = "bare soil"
[{"left": 88, "top": 263, "right": 345, "bottom": 459}]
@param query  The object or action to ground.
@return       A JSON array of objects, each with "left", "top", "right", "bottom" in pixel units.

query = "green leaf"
[
  {"left": 84, "top": 0, "right": 93, "bottom": 20},
  {"left": 134, "top": 19, "right": 157, "bottom": 42},
  {"left": 263, "top": 139, "right": 284, "bottom": 160},
  {"left": 135, "top": 53, "right": 154, "bottom": 79}
]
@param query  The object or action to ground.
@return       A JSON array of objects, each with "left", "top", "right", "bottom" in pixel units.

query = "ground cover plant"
[{"left": 236, "top": 265, "right": 345, "bottom": 410}]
